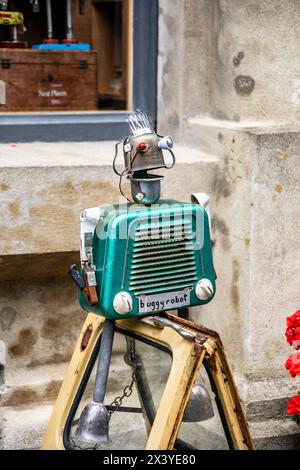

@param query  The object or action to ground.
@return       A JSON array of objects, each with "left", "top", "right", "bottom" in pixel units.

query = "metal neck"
[{"left": 130, "top": 173, "right": 163, "bottom": 205}]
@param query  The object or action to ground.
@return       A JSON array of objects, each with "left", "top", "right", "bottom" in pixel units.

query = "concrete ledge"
[
  {"left": 0, "top": 141, "right": 220, "bottom": 257},
  {"left": 1, "top": 404, "right": 53, "bottom": 450},
  {"left": 0, "top": 141, "right": 218, "bottom": 167},
  {"left": 250, "top": 418, "right": 300, "bottom": 450},
  {"left": 188, "top": 116, "right": 300, "bottom": 135},
  {"left": 0, "top": 251, "right": 79, "bottom": 283},
  {"left": 2, "top": 362, "right": 67, "bottom": 409}
]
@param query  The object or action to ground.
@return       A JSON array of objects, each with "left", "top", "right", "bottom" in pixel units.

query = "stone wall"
[{"left": 158, "top": 0, "right": 300, "bottom": 448}]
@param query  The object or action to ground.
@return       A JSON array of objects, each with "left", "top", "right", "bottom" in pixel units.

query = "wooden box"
[{"left": 0, "top": 49, "right": 98, "bottom": 111}]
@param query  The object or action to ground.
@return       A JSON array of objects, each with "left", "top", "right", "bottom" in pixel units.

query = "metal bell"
[
  {"left": 183, "top": 384, "right": 214, "bottom": 422},
  {"left": 75, "top": 319, "right": 115, "bottom": 445},
  {"left": 75, "top": 401, "right": 109, "bottom": 445}
]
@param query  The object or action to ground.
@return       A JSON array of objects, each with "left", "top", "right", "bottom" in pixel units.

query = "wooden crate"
[{"left": 0, "top": 49, "right": 98, "bottom": 111}]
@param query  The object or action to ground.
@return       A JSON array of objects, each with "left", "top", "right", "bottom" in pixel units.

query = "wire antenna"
[{"left": 128, "top": 109, "right": 153, "bottom": 136}]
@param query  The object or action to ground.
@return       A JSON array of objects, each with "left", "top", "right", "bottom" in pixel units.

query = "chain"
[{"left": 107, "top": 370, "right": 137, "bottom": 421}]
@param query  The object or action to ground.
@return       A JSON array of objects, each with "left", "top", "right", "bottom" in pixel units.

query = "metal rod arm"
[{"left": 93, "top": 319, "right": 115, "bottom": 403}]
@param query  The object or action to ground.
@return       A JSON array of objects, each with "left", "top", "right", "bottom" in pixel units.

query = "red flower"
[
  {"left": 287, "top": 395, "right": 300, "bottom": 417},
  {"left": 287, "top": 311, "right": 300, "bottom": 328},
  {"left": 285, "top": 326, "right": 300, "bottom": 350},
  {"left": 285, "top": 352, "right": 300, "bottom": 378},
  {"left": 285, "top": 312, "right": 300, "bottom": 349}
]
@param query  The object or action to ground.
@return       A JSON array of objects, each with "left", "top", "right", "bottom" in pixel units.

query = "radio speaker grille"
[{"left": 128, "top": 218, "right": 197, "bottom": 295}]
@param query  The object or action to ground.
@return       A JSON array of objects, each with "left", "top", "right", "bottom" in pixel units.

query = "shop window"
[{"left": 0, "top": 0, "right": 158, "bottom": 142}]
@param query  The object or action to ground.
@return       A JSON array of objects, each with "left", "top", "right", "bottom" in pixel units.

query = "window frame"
[{"left": 0, "top": 0, "right": 158, "bottom": 143}]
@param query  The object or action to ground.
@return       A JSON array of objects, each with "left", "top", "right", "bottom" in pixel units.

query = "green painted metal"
[{"left": 79, "top": 199, "right": 215, "bottom": 320}]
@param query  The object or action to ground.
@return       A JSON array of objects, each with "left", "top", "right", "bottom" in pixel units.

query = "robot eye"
[
  {"left": 158, "top": 136, "right": 174, "bottom": 150},
  {"left": 138, "top": 142, "right": 148, "bottom": 152}
]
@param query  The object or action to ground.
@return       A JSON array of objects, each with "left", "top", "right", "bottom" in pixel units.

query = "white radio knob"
[
  {"left": 113, "top": 292, "right": 133, "bottom": 315},
  {"left": 195, "top": 279, "right": 214, "bottom": 301}
]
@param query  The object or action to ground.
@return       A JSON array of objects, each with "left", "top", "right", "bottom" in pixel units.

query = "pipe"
[
  {"left": 65, "top": 0, "right": 73, "bottom": 40},
  {"left": 93, "top": 319, "right": 115, "bottom": 403},
  {"left": 12, "top": 25, "right": 17, "bottom": 42},
  {"left": 46, "top": 0, "right": 53, "bottom": 39}
]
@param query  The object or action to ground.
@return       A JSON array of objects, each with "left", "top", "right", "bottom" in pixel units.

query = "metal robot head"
[{"left": 113, "top": 109, "right": 175, "bottom": 204}]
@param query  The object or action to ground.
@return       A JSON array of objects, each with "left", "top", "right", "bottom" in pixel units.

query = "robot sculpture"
[{"left": 42, "top": 111, "right": 254, "bottom": 450}]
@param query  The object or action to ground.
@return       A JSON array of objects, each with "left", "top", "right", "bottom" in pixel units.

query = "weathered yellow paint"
[
  {"left": 41, "top": 313, "right": 254, "bottom": 451},
  {"left": 41, "top": 313, "right": 105, "bottom": 450}
]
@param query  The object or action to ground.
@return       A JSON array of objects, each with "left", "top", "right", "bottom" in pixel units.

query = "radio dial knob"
[
  {"left": 113, "top": 292, "right": 133, "bottom": 315},
  {"left": 195, "top": 279, "right": 214, "bottom": 301}
]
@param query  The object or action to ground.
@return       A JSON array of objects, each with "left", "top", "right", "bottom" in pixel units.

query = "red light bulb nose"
[{"left": 138, "top": 142, "right": 148, "bottom": 152}]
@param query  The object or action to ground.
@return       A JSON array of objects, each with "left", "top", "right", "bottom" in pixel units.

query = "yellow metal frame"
[{"left": 42, "top": 313, "right": 254, "bottom": 450}]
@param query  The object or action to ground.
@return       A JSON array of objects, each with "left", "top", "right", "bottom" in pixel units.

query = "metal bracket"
[
  {"left": 191, "top": 192, "right": 217, "bottom": 279},
  {"left": 141, "top": 316, "right": 207, "bottom": 343},
  {"left": 80, "top": 207, "right": 103, "bottom": 266},
  {"left": 80, "top": 207, "right": 104, "bottom": 299},
  {"left": 191, "top": 193, "right": 212, "bottom": 237}
]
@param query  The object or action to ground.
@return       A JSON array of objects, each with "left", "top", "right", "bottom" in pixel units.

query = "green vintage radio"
[{"left": 69, "top": 110, "right": 216, "bottom": 320}]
